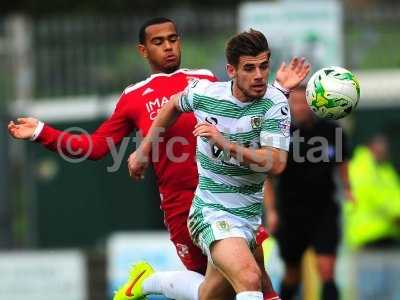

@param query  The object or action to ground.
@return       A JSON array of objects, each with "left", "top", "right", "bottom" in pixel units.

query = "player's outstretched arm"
[
  {"left": 275, "top": 57, "right": 311, "bottom": 91},
  {"left": 128, "top": 94, "right": 182, "bottom": 180},
  {"left": 8, "top": 94, "right": 134, "bottom": 160},
  {"left": 8, "top": 116, "right": 131, "bottom": 160}
]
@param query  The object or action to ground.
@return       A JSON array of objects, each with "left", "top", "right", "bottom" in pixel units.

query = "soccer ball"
[{"left": 306, "top": 66, "right": 360, "bottom": 120}]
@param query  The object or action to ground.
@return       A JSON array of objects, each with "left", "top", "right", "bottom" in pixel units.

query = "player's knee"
[{"left": 236, "top": 265, "right": 262, "bottom": 291}]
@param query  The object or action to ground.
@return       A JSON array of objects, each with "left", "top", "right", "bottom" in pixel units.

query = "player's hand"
[
  {"left": 266, "top": 208, "right": 279, "bottom": 235},
  {"left": 127, "top": 149, "right": 150, "bottom": 180},
  {"left": 193, "top": 122, "right": 230, "bottom": 150},
  {"left": 8, "top": 117, "right": 39, "bottom": 140},
  {"left": 275, "top": 57, "right": 311, "bottom": 91}
]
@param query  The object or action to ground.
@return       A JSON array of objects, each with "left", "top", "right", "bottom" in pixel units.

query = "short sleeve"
[
  {"left": 260, "top": 95, "right": 291, "bottom": 151},
  {"left": 177, "top": 79, "right": 212, "bottom": 112}
]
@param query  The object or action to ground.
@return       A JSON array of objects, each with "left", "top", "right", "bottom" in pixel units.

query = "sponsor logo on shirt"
[
  {"left": 145, "top": 96, "right": 171, "bottom": 120},
  {"left": 205, "top": 116, "right": 218, "bottom": 125},
  {"left": 281, "top": 105, "right": 289, "bottom": 116},
  {"left": 279, "top": 118, "right": 291, "bottom": 137}
]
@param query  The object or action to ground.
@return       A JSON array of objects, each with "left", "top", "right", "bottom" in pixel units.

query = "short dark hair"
[
  {"left": 138, "top": 17, "right": 177, "bottom": 44},
  {"left": 226, "top": 29, "right": 270, "bottom": 66}
]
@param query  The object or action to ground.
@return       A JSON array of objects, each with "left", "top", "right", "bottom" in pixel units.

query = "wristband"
[
  {"left": 30, "top": 121, "right": 44, "bottom": 141},
  {"left": 273, "top": 80, "right": 290, "bottom": 95}
]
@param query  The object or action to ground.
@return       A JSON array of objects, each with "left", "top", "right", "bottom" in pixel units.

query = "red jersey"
[{"left": 36, "top": 69, "right": 217, "bottom": 210}]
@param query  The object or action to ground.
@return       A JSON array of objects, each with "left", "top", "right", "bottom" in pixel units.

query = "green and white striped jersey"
[{"left": 178, "top": 79, "right": 290, "bottom": 215}]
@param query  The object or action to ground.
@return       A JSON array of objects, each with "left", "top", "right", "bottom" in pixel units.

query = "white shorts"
[{"left": 187, "top": 197, "right": 262, "bottom": 259}]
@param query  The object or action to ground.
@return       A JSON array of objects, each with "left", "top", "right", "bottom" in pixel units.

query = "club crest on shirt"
[
  {"left": 214, "top": 220, "right": 231, "bottom": 233},
  {"left": 251, "top": 116, "right": 262, "bottom": 129},
  {"left": 176, "top": 243, "right": 190, "bottom": 258}
]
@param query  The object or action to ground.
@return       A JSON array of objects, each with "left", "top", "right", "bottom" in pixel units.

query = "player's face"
[
  {"left": 138, "top": 22, "right": 181, "bottom": 74},
  {"left": 289, "top": 88, "right": 314, "bottom": 125},
  {"left": 228, "top": 51, "right": 270, "bottom": 101}
]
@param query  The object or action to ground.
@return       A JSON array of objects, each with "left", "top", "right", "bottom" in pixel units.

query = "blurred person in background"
[
  {"left": 264, "top": 85, "right": 352, "bottom": 300},
  {"left": 8, "top": 16, "right": 310, "bottom": 300},
  {"left": 345, "top": 134, "right": 400, "bottom": 249},
  {"left": 344, "top": 134, "right": 400, "bottom": 300}
]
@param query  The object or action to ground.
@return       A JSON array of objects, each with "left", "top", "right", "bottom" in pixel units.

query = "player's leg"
[
  {"left": 163, "top": 190, "right": 208, "bottom": 274},
  {"left": 209, "top": 237, "right": 263, "bottom": 299},
  {"left": 141, "top": 193, "right": 208, "bottom": 298},
  {"left": 114, "top": 190, "right": 208, "bottom": 300},
  {"left": 253, "top": 244, "right": 281, "bottom": 300},
  {"left": 142, "top": 268, "right": 204, "bottom": 300},
  {"left": 254, "top": 225, "right": 276, "bottom": 295},
  {"left": 313, "top": 202, "right": 340, "bottom": 300},
  {"left": 316, "top": 255, "right": 338, "bottom": 300},
  {"left": 198, "top": 262, "right": 236, "bottom": 300},
  {"left": 276, "top": 216, "right": 308, "bottom": 300},
  {"left": 189, "top": 203, "right": 263, "bottom": 298},
  {"left": 188, "top": 201, "right": 280, "bottom": 299},
  {"left": 197, "top": 235, "right": 280, "bottom": 300},
  {"left": 115, "top": 212, "right": 277, "bottom": 299},
  {"left": 141, "top": 244, "right": 237, "bottom": 300},
  {"left": 168, "top": 212, "right": 208, "bottom": 274},
  {"left": 280, "top": 262, "right": 302, "bottom": 300},
  {"left": 163, "top": 222, "right": 278, "bottom": 299},
  {"left": 113, "top": 260, "right": 237, "bottom": 300},
  {"left": 161, "top": 190, "right": 237, "bottom": 299},
  {"left": 149, "top": 244, "right": 269, "bottom": 300},
  {"left": 189, "top": 199, "right": 282, "bottom": 299}
]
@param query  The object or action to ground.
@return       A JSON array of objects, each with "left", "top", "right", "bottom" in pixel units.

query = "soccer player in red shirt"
[
  {"left": 9, "top": 17, "right": 215, "bottom": 274},
  {"left": 8, "top": 17, "right": 309, "bottom": 294}
]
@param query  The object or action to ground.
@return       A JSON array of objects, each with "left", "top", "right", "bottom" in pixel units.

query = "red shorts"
[{"left": 161, "top": 190, "right": 207, "bottom": 274}]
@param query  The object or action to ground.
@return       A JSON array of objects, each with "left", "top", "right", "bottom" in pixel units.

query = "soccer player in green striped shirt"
[{"left": 130, "top": 29, "right": 308, "bottom": 300}]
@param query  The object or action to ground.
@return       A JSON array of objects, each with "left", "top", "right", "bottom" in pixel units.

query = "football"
[{"left": 306, "top": 66, "right": 360, "bottom": 120}]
